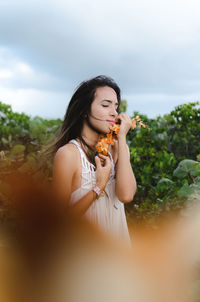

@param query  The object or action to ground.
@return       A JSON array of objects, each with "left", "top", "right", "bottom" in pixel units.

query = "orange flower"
[
  {"left": 95, "top": 115, "right": 147, "bottom": 155},
  {"left": 131, "top": 119, "right": 137, "bottom": 129},
  {"left": 131, "top": 116, "right": 146, "bottom": 129},
  {"left": 96, "top": 138, "right": 109, "bottom": 155},
  {"left": 109, "top": 123, "right": 120, "bottom": 134},
  {"left": 106, "top": 133, "right": 115, "bottom": 145}
]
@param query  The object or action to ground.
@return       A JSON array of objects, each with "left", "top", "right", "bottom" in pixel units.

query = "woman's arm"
[
  {"left": 52, "top": 145, "right": 112, "bottom": 217},
  {"left": 115, "top": 136, "right": 137, "bottom": 203},
  {"left": 114, "top": 113, "right": 137, "bottom": 203},
  {"left": 52, "top": 145, "right": 98, "bottom": 217}
]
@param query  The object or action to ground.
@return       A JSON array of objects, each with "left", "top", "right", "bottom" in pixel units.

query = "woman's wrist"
[
  {"left": 92, "top": 185, "right": 104, "bottom": 199},
  {"left": 96, "top": 182, "right": 105, "bottom": 191}
]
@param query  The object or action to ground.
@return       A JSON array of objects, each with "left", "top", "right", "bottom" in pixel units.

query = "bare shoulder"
[
  {"left": 53, "top": 142, "right": 79, "bottom": 171},
  {"left": 52, "top": 142, "right": 81, "bottom": 201},
  {"left": 55, "top": 142, "right": 78, "bottom": 156}
]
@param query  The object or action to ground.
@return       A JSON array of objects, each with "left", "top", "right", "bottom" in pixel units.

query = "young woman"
[{"left": 52, "top": 75, "right": 137, "bottom": 246}]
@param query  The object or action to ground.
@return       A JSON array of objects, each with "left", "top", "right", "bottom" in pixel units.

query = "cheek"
[{"left": 91, "top": 106, "right": 106, "bottom": 119}]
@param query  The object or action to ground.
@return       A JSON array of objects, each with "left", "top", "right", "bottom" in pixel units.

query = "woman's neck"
[{"left": 80, "top": 122, "right": 101, "bottom": 149}]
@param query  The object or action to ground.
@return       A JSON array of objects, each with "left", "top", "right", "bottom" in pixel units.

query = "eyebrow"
[{"left": 102, "top": 99, "right": 119, "bottom": 106}]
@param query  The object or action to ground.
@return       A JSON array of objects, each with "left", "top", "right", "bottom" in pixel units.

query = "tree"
[{"left": 119, "top": 99, "right": 127, "bottom": 113}]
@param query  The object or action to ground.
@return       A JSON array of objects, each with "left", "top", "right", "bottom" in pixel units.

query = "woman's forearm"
[
  {"left": 69, "top": 182, "right": 104, "bottom": 218},
  {"left": 69, "top": 190, "right": 96, "bottom": 217},
  {"left": 115, "top": 136, "right": 137, "bottom": 203}
]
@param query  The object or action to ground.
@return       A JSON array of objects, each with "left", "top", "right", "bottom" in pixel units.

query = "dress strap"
[
  {"left": 69, "top": 139, "right": 96, "bottom": 172},
  {"left": 69, "top": 139, "right": 114, "bottom": 171},
  {"left": 107, "top": 151, "right": 114, "bottom": 167},
  {"left": 69, "top": 139, "right": 84, "bottom": 156}
]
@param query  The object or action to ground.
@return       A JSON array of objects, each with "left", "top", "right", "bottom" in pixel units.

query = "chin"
[
  {"left": 99, "top": 131, "right": 107, "bottom": 136},
  {"left": 102, "top": 128, "right": 111, "bottom": 135},
  {"left": 97, "top": 124, "right": 111, "bottom": 135}
]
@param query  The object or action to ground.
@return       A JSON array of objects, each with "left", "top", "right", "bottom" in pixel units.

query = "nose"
[{"left": 110, "top": 107, "right": 118, "bottom": 118}]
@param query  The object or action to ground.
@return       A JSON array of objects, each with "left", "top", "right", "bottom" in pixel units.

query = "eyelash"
[{"left": 102, "top": 105, "right": 118, "bottom": 110}]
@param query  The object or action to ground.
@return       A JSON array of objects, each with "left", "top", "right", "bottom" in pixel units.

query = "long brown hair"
[{"left": 44, "top": 75, "right": 121, "bottom": 165}]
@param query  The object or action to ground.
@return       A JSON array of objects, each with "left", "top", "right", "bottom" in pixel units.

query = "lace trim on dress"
[
  {"left": 69, "top": 139, "right": 116, "bottom": 202},
  {"left": 70, "top": 139, "right": 115, "bottom": 172},
  {"left": 69, "top": 139, "right": 96, "bottom": 172}
]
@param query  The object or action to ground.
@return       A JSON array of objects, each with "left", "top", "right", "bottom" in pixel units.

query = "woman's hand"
[
  {"left": 95, "top": 154, "right": 112, "bottom": 190},
  {"left": 115, "top": 113, "right": 132, "bottom": 138}
]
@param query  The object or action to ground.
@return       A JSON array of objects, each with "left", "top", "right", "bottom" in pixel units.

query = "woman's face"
[{"left": 88, "top": 86, "right": 119, "bottom": 134}]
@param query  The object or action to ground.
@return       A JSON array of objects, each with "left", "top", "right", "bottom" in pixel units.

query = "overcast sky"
[{"left": 0, "top": 0, "right": 200, "bottom": 119}]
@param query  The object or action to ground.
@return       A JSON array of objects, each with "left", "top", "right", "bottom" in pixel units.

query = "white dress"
[{"left": 69, "top": 139, "right": 132, "bottom": 247}]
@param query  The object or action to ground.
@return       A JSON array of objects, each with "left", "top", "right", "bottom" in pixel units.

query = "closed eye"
[{"left": 102, "top": 105, "right": 118, "bottom": 109}]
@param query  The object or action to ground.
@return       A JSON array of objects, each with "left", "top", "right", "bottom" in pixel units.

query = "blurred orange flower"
[
  {"left": 109, "top": 124, "right": 120, "bottom": 134},
  {"left": 96, "top": 115, "right": 147, "bottom": 155}
]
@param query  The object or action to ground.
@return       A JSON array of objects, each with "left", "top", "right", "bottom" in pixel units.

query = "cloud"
[
  {"left": 0, "top": 0, "right": 200, "bottom": 118},
  {"left": 125, "top": 93, "right": 200, "bottom": 118},
  {"left": 0, "top": 85, "right": 70, "bottom": 119}
]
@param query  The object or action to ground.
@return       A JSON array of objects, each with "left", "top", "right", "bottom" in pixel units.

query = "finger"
[
  {"left": 98, "top": 153, "right": 107, "bottom": 158},
  {"left": 98, "top": 153, "right": 108, "bottom": 159},
  {"left": 116, "top": 114, "right": 126, "bottom": 122},
  {"left": 104, "top": 156, "right": 111, "bottom": 166},
  {"left": 96, "top": 155, "right": 105, "bottom": 167},
  {"left": 125, "top": 115, "right": 132, "bottom": 123},
  {"left": 118, "top": 114, "right": 132, "bottom": 125},
  {"left": 123, "top": 113, "right": 130, "bottom": 118},
  {"left": 100, "top": 159, "right": 104, "bottom": 165},
  {"left": 115, "top": 115, "right": 122, "bottom": 123},
  {"left": 95, "top": 156, "right": 101, "bottom": 169},
  {"left": 121, "top": 114, "right": 128, "bottom": 120},
  {"left": 118, "top": 113, "right": 127, "bottom": 118}
]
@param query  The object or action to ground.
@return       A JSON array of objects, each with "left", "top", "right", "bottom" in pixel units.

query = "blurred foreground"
[{"left": 0, "top": 172, "right": 200, "bottom": 302}]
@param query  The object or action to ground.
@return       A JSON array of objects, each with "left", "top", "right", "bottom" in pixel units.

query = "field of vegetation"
[{"left": 0, "top": 100, "right": 200, "bottom": 227}]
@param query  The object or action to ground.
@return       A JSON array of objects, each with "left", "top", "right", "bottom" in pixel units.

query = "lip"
[{"left": 107, "top": 120, "right": 115, "bottom": 124}]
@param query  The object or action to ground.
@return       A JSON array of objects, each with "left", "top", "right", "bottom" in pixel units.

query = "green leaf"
[
  {"left": 10, "top": 144, "right": 25, "bottom": 155},
  {"left": 173, "top": 159, "right": 200, "bottom": 179},
  {"left": 157, "top": 178, "right": 174, "bottom": 189},
  {"left": 177, "top": 183, "right": 197, "bottom": 197}
]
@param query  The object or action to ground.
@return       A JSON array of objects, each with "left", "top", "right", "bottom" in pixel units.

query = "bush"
[{"left": 0, "top": 100, "right": 200, "bottom": 226}]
